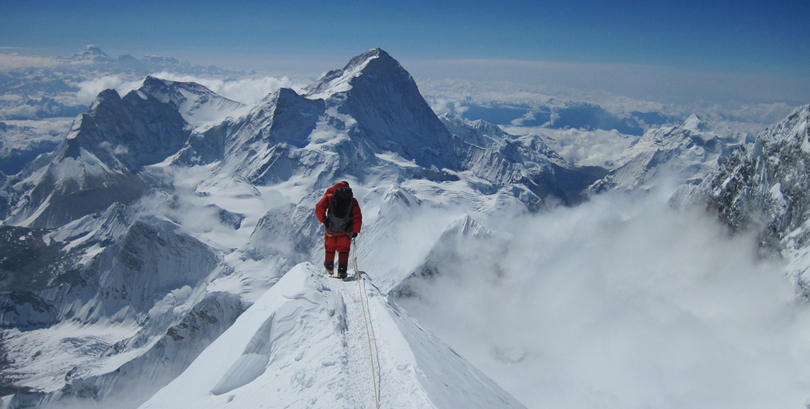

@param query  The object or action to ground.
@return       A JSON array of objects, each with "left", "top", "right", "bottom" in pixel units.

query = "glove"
[{"left": 351, "top": 232, "right": 358, "bottom": 238}]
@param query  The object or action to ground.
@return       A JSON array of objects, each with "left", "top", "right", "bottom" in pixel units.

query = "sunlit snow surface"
[
  {"left": 140, "top": 264, "right": 524, "bottom": 409},
  {"left": 5, "top": 319, "right": 142, "bottom": 393}
]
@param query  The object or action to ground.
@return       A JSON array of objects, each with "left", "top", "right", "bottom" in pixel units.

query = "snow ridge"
[
  {"left": 305, "top": 48, "right": 386, "bottom": 100},
  {"left": 139, "top": 263, "right": 525, "bottom": 409},
  {"left": 139, "top": 76, "right": 249, "bottom": 131}
]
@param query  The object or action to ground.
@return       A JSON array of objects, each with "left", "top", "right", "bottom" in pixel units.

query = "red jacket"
[{"left": 316, "top": 182, "right": 362, "bottom": 235}]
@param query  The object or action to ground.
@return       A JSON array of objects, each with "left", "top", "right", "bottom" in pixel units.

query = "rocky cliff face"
[
  {"left": 3, "top": 87, "right": 189, "bottom": 228},
  {"left": 702, "top": 105, "right": 810, "bottom": 292},
  {"left": 310, "top": 49, "right": 461, "bottom": 169}
]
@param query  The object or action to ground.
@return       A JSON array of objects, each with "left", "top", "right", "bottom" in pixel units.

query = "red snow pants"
[{"left": 324, "top": 234, "right": 351, "bottom": 268}]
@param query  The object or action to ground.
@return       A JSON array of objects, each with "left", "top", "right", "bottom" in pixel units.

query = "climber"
[{"left": 315, "top": 181, "right": 362, "bottom": 279}]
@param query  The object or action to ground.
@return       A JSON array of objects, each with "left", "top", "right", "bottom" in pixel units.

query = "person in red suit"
[{"left": 315, "top": 181, "right": 362, "bottom": 279}]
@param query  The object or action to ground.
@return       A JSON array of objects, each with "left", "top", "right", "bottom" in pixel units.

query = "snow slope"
[{"left": 139, "top": 263, "right": 525, "bottom": 409}]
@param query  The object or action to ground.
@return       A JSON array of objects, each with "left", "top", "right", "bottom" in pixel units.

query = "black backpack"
[{"left": 326, "top": 187, "right": 353, "bottom": 233}]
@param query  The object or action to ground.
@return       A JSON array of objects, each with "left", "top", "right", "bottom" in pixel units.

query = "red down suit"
[{"left": 315, "top": 181, "right": 362, "bottom": 269}]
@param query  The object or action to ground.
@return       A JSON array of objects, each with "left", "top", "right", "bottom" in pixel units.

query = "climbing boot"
[
  {"left": 324, "top": 262, "right": 334, "bottom": 276},
  {"left": 337, "top": 265, "right": 348, "bottom": 279}
]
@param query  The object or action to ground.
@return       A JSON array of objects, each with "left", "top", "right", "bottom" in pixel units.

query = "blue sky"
[
  {"left": 1, "top": 0, "right": 808, "bottom": 105},
  {"left": 3, "top": 0, "right": 808, "bottom": 73}
]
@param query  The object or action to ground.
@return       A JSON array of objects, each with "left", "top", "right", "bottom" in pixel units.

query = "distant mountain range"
[
  {"left": 1, "top": 45, "right": 691, "bottom": 178},
  {"left": 459, "top": 100, "right": 681, "bottom": 135},
  {"left": 0, "top": 46, "right": 247, "bottom": 176}
]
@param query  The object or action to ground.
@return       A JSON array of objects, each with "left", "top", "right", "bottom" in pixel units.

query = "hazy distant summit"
[{"left": 69, "top": 44, "right": 113, "bottom": 63}]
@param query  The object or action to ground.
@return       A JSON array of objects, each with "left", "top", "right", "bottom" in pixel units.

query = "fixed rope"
[{"left": 352, "top": 238, "right": 380, "bottom": 409}]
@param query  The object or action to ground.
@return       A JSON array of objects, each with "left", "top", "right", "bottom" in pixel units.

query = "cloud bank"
[
  {"left": 148, "top": 72, "right": 301, "bottom": 106},
  {"left": 505, "top": 127, "right": 637, "bottom": 168},
  {"left": 409, "top": 59, "right": 810, "bottom": 107},
  {"left": 0, "top": 53, "right": 60, "bottom": 70},
  {"left": 413, "top": 60, "right": 804, "bottom": 130},
  {"left": 73, "top": 73, "right": 302, "bottom": 106},
  {"left": 73, "top": 75, "right": 143, "bottom": 105},
  {"left": 398, "top": 189, "right": 810, "bottom": 409}
]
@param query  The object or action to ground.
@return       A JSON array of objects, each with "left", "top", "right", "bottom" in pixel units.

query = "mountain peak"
[
  {"left": 88, "top": 88, "right": 122, "bottom": 111},
  {"left": 343, "top": 47, "right": 390, "bottom": 69},
  {"left": 71, "top": 44, "right": 113, "bottom": 62},
  {"left": 84, "top": 44, "right": 106, "bottom": 54},
  {"left": 682, "top": 113, "right": 708, "bottom": 132},
  {"left": 302, "top": 48, "right": 458, "bottom": 168},
  {"left": 305, "top": 48, "right": 397, "bottom": 99},
  {"left": 139, "top": 75, "right": 248, "bottom": 130},
  {"left": 140, "top": 75, "right": 211, "bottom": 99}
]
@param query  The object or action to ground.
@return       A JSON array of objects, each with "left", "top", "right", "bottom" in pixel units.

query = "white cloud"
[
  {"left": 409, "top": 58, "right": 810, "bottom": 107},
  {"left": 148, "top": 72, "right": 301, "bottom": 105},
  {"left": 0, "top": 104, "right": 39, "bottom": 119},
  {"left": 506, "top": 127, "right": 638, "bottom": 168},
  {"left": 113, "top": 145, "right": 129, "bottom": 155},
  {"left": 424, "top": 96, "right": 469, "bottom": 117},
  {"left": 74, "top": 75, "right": 143, "bottom": 105},
  {"left": 0, "top": 53, "right": 60, "bottom": 70},
  {"left": 72, "top": 73, "right": 303, "bottom": 108},
  {"left": 412, "top": 59, "right": 807, "bottom": 130},
  {"left": 399, "top": 188, "right": 810, "bottom": 409}
]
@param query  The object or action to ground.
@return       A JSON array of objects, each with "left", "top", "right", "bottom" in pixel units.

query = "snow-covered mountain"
[
  {"left": 69, "top": 45, "right": 115, "bottom": 64},
  {"left": 590, "top": 113, "right": 749, "bottom": 192},
  {"left": 176, "top": 48, "right": 602, "bottom": 208},
  {"left": 2, "top": 75, "right": 252, "bottom": 229},
  {"left": 0, "top": 49, "right": 568, "bottom": 408},
  {"left": 3, "top": 87, "right": 186, "bottom": 228},
  {"left": 139, "top": 76, "right": 248, "bottom": 131},
  {"left": 0, "top": 46, "right": 247, "bottom": 177},
  {"left": 1, "top": 45, "right": 807, "bottom": 409}
]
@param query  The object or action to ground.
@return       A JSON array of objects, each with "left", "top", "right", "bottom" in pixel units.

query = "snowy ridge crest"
[
  {"left": 305, "top": 48, "right": 388, "bottom": 99},
  {"left": 139, "top": 76, "right": 249, "bottom": 131},
  {"left": 140, "top": 263, "right": 525, "bottom": 409}
]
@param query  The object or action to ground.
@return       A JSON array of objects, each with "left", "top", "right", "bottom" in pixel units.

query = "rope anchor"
[{"left": 352, "top": 238, "right": 380, "bottom": 409}]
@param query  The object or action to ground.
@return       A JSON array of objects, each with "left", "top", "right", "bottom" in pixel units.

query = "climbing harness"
[{"left": 352, "top": 238, "right": 380, "bottom": 409}]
